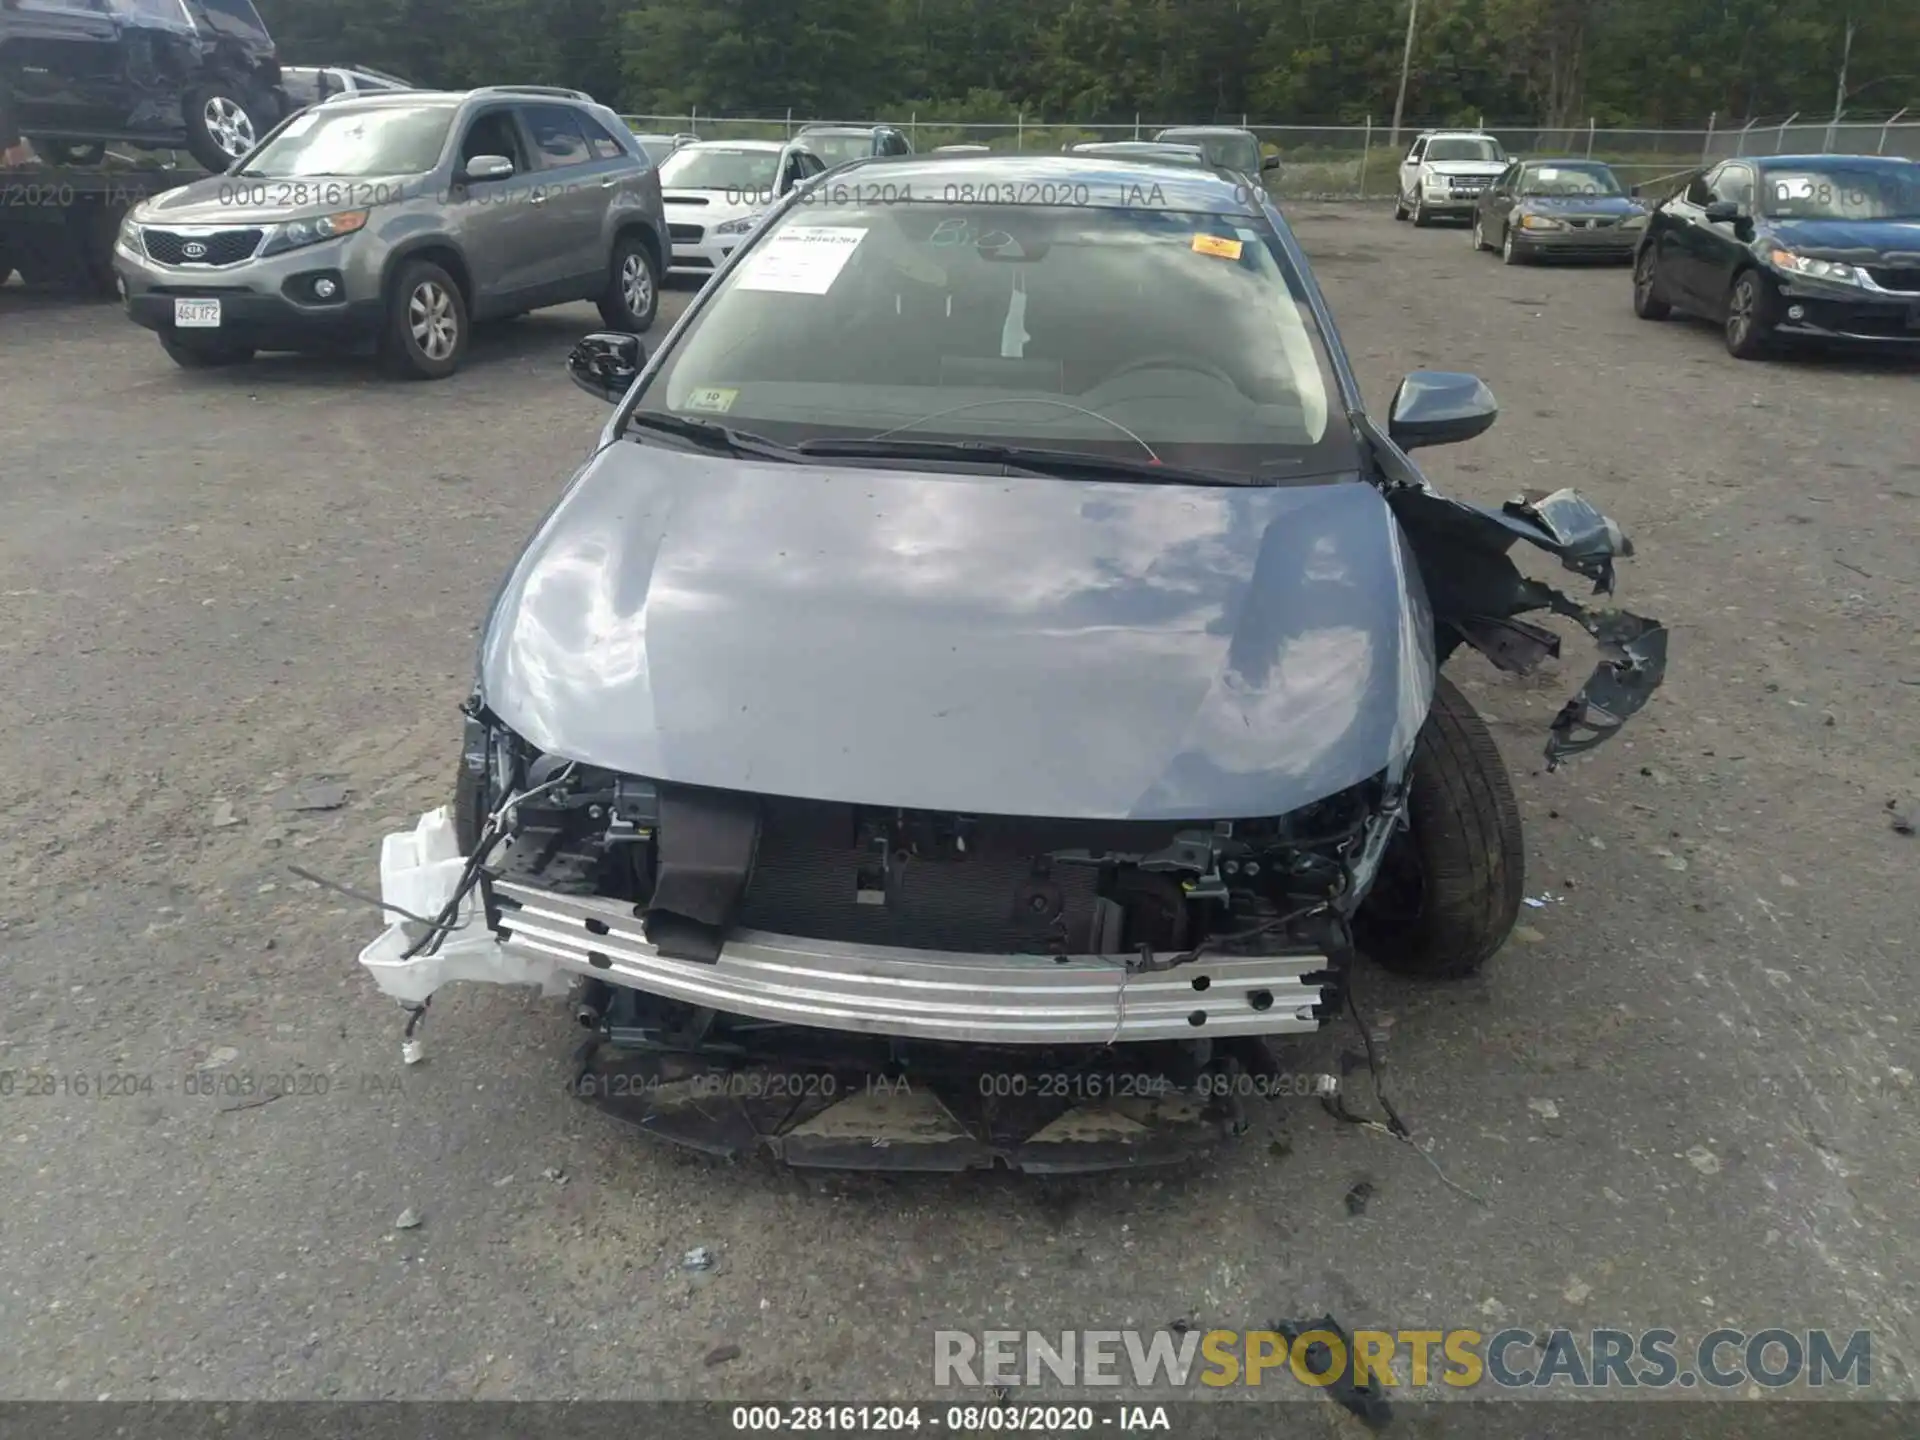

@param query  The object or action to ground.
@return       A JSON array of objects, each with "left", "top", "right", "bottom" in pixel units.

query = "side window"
[
  {"left": 520, "top": 104, "right": 592, "bottom": 171},
  {"left": 1684, "top": 167, "right": 1718, "bottom": 206},
  {"left": 1497, "top": 163, "right": 1520, "bottom": 191},
  {"left": 459, "top": 108, "right": 528, "bottom": 173},
  {"left": 1711, "top": 164, "right": 1753, "bottom": 210},
  {"left": 576, "top": 115, "right": 628, "bottom": 161},
  {"left": 1408, "top": 139, "right": 1426, "bottom": 163}
]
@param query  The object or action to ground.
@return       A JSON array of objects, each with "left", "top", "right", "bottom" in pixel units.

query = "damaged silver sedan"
[{"left": 358, "top": 154, "right": 1667, "bottom": 1171}]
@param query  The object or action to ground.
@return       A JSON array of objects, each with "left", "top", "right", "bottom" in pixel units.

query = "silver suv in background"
[{"left": 112, "top": 86, "right": 668, "bottom": 379}]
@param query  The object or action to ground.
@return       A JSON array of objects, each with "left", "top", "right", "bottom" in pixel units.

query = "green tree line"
[{"left": 258, "top": 0, "right": 1920, "bottom": 128}]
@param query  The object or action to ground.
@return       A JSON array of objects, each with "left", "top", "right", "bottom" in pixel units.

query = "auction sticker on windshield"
[
  {"left": 1192, "top": 234, "right": 1243, "bottom": 259},
  {"left": 734, "top": 226, "right": 865, "bottom": 295}
]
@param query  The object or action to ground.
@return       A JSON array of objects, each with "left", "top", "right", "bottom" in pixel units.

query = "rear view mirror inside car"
[
  {"left": 1387, "top": 370, "right": 1498, "bottom": 451},
  {"left": 568, "top": 332, "right": 643, "bottom": 402}
]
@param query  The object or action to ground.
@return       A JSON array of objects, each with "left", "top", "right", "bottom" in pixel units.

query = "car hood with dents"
[
  {"left": 1757, "top": 217, "right": 1920, "bottom": 265},
  {"left": 477, "top": 448, "right": 1435, "bottom": 822},
  {"left": 134, "top": 172, "right": 427, "bottom": 226}
]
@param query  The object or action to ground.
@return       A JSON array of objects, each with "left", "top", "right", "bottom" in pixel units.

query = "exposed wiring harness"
[{"left": 1323, "top": 986, "right": 1489, "bottom": 1207}]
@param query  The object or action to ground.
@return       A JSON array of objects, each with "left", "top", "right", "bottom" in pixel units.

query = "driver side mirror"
[
  {"left": 1387, "top": 371, "right": 1498, "bottom": 452},
  {"left": 1261, "top": 153, "right": 1281, "bottom": 172},
  {"left": 1702, "top": 199, "right": 1742, "bottom": 223},
  {"left": 463, "top": 154, "right": 514, "bottom": 182},
  {"left": 567, "top": 332, "right": 643, "bottom": 402}
]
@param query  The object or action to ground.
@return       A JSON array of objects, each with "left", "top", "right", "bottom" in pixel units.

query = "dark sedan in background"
[
  {"left": 1632, "top": 153, "right": 1920, "bottom": 359},
  {"left": 1471, "top": 159, "right": 1648, "bottom": 264}
]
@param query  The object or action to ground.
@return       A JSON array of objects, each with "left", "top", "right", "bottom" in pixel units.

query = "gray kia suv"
[{"left": 112, "top": 86, "right": 668, "bottom": 379}]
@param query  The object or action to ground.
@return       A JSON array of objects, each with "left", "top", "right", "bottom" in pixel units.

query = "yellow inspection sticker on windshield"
[
  {"left": 685, "top": 387, "right": 738, "bottom": 413},
  {"left": 1192, "top": 234, "right": 1244, "bottom": 260}
]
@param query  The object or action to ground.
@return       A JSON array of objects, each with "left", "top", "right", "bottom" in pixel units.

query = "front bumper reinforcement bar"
[{"left": 489, "top": 880, "right": 1331, "bottom": 1046}]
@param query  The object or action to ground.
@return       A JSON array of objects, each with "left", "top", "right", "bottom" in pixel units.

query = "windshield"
[
  {"left": 1160, "top": 131, "right": 1261, "bottom": 175},
  {"left": 1519, "top": 162, "right": 1623, "bottom": 197},
  {"left": 1759, "top": 164, "right": 1920, "bottom": 220},
  {"left": 236, "top": 104, "right": 455, "bottom": 177},
  {"left": 660, "top": 146, "right": 781, "bottom": 191},
  {"left": 1426, "top": 138, "right": 1504, "bottom": 163},
  {"left": 631, "top": 199, "right": 1354, "bottom": 481},
  {"left": 800, "top": 133, "right": 877, "bottom": 168}
]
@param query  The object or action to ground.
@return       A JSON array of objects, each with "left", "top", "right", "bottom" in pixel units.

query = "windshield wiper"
[
  {"left": 624, "top": 411, "right": 801, "bottom": 461},
  {"left": 791, "top": 437, "right": 1254, "bottom": 486}
]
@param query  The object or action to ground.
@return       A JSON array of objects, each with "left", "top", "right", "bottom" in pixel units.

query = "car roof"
[
  {"left": 1071, "top": 141, "right": 1207, "bottom": 163},
  {"left": 1154, "top": 125, "right": 1257, "bottom": 137},
  {"left": 1418, "top": 129, "right": 1495, "bottom": 138},
  {"left": 677, "top": 138, "right": 786, "bottom": 152},
  {"left": 1518, "top": 157, "right": 1614, "bottom": 167},
  {"left": 796, "top": 124, "right": 891, "bottom": 136},
  {"left": 315, "top": 90, "right": 463, "bottom": 110},
  {"left": 817, "top": 153, "right": 1263, "bottom": 214},
  {"left": 1753, "top": 153, "right": 1918, "bottom": 167}
]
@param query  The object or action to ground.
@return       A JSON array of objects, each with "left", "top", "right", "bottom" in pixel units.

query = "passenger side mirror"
[
  {"left": 464, "top": 154, "right": 514, "bottom": 182},
  {"left": 1387, "top": 371, "right": 1498, "bottom": 451},
  {"left": 1261, "top": 154, "right": 1281, "bottom": 171},
  {"left": 1702, "top": 199, "right": 1741, "bottom": 223},
  {"left": 1628, "top": 183, "right": 1641, "bottom": 198},
  {"left": 568, "top": 332, "right": 643, "bottom": 402}
]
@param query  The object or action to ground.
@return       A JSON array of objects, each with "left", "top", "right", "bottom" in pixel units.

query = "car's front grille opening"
[
  {"left": 668, "top": 224, "right": 704, "bottom": 243},
  {"left": 1866, "top": 266, "right": 1920, "bottom": 293},
  {"left": 140, "top": 228, "right": 264, "bottom": 267}
]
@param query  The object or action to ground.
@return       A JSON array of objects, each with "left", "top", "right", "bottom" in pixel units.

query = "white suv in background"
[{"left": 1396, "top": 131, "right": 1510, "bottom": 226}]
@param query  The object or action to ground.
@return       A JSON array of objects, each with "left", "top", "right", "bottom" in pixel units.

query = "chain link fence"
[{"left": 620, "top": 112, "right": 1920, "bottom": 200}]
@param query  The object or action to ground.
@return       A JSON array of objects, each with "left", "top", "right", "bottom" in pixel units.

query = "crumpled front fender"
[{"left": 1388, "top": 484, "right": 1670, "bottom": 769}]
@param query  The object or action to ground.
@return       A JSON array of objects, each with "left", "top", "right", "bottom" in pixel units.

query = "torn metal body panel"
[{"left": 1385, "top": 480, "right": 1670, "bottom": 769}]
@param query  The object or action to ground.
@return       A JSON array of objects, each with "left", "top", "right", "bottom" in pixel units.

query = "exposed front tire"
[
  {"left": 1411, "top": 195, "right": 1432, "bottom": 227},
  {"left": 1632, "top": 247, "right": 1672, "bottom": 318},
  {"left": 1724, "top": 268, "right": 1776, "bottom": 360},
  {"left": 1358, "top": 674, "right": 1525, "bottom": 980},
  {"left": 1500, "top": 226, "right": 1530, "bottom": 264},
  {"left": 596, "top": 233, "right": 659, "bottom": 333},
  {"left": 1471, "top": 213, "right": 1492, "bottom": 251},
  {"left": 379, "top": 260, "right": 468, "bottom": 379},
  {"left": 183, "top": 81, "right": 267, "bottom": 171},
  {"left": 159, "top": 334, "right": 255, "bottom": 368}
]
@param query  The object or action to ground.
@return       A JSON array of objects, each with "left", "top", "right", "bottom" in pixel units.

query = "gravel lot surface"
[{"left": 3, "top": 206, "right": 1917, "bottom": 1412}]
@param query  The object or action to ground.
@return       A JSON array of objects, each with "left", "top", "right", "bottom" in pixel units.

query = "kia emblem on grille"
[{"left": 182, "top": 241, "right": 208, "bottom": 259}]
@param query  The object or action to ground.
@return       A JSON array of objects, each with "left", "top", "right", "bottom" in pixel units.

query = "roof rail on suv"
[{"left": 470, "top": 85, "right": 595, "bottom": 101}]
